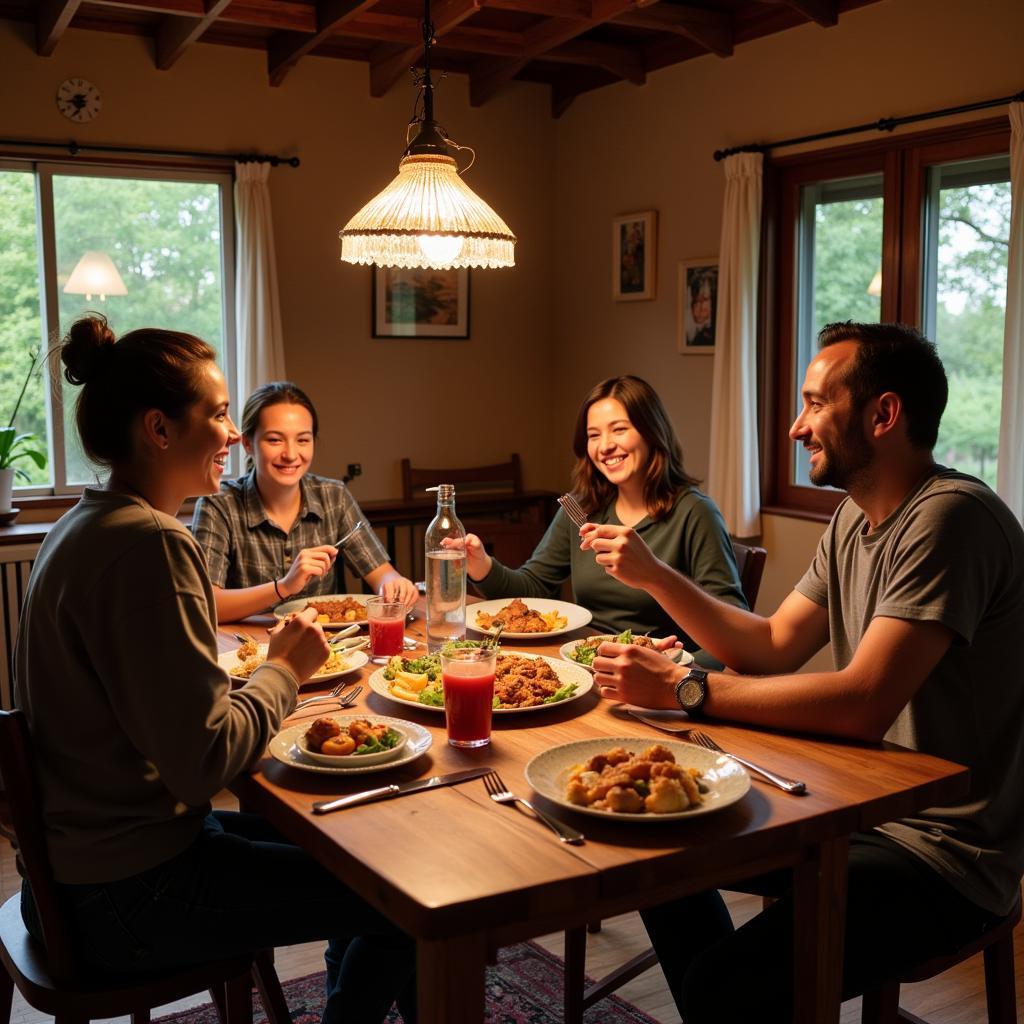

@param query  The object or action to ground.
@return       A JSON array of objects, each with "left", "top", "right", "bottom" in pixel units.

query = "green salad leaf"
[{"left": 354, "top": 729, "right": 402, "bottom": 755}]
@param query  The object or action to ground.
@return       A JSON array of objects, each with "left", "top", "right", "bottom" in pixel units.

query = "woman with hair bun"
[
  {"left": 465, "top": 375, "right": 746, "bottom": 653},
  {"left": 193, "top": 380, "right": 417, "bottom": 623},
  {"left": 14, "top": 315, "right": 415, "bottom": 1023}
]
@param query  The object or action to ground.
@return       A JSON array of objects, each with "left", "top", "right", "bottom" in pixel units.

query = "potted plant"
[{"left": 1, "top": 348, "right": 47, "bottom": 513}]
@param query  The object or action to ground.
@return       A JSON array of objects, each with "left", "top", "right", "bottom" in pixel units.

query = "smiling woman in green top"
[{"left": 465, "top": 375, "right": 747, "bottom": 651}]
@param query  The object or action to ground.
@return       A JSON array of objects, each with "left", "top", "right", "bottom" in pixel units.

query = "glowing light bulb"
[{"left": 418, "top": 234, "right": 464, "bottom": 266}]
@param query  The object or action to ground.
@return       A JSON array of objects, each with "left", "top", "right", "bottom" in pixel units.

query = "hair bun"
[{"left": 62, "top": 315, "right": 117, "bottom": 386}]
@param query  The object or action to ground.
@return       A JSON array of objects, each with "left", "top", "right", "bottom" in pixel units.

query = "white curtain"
[
  {"left": 997, "top": 102, "right": 1024, "bottom": 522},
  {"left": 706, "top": 152, "right": 763, "bottom": 538},
  {"left": 235, "top": 161, "right": 286, "bottom": 398}
]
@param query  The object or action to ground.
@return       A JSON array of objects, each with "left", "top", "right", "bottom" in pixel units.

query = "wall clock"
[{"left": 56, "top": 78, "right": 102, "bottom": 123}]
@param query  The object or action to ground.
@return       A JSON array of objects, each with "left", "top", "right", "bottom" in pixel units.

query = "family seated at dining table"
[{"left": 11, "top": 313, "right": 1024, "bottom": 1024}]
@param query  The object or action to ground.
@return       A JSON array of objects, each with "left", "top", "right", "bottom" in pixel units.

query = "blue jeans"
[
  {"left": 639, "top": 833, "right": 1001, "bottom": 1023},
  {"left": 22, "top": 811, "right": 416, "bottom": 1024}
]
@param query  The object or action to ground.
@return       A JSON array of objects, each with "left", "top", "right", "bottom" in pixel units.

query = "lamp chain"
[{"left": 421, "top": 0, "right": 435, "bottom": 124}]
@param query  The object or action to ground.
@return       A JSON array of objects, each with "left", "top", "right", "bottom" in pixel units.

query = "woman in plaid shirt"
[{"left": 193, "top": 381, "right": 417, "bottom": 622}]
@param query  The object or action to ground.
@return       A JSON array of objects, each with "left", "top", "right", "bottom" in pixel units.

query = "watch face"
[
  {"left": 57, "top": 78, "right": 102, "bottom": 123},
  {"left": 678, "top": 678, "right": 704, "bottom": 710}
]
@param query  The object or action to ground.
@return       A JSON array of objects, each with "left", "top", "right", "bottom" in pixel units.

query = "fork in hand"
[
  {"left": 482, "top": 771, "right": 585, "bottom": 844},
  {"left": 687, "top": 730, "right": 807, "bottom": 795},
  {"left": 557, "top": 493, "right": 589, "bottom": 531}
]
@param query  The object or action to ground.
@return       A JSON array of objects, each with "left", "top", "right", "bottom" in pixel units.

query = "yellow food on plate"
[
  {"left": 232, "top": 647, "right": 350, "bottom": 680},
  {"left": 395, "top": 670, "right": 429, "bottom": 692},
  {"left": 565, "top": 744, "right": 704, "bottom": 815}
]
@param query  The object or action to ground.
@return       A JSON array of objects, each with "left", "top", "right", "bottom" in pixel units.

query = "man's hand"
[
  {"left": 279, "top": 545, "right": 337, "bottom": 598},
  {"left": 266, "top": 606, "right": 330, "bottom": 683},
  {"left": 580, "top": 523, "right": 664, "bottom": 589},
  {"left": 378, "top": 573, "right": 419, "bottom": 608},
  {"left": 592, "top": 642, "right": 685, "bottom": 710}
]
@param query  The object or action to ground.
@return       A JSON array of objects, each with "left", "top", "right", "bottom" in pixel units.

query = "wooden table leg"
[
  {"left": 792, "top": 835, "right": 849, "bottom": 1024},
  {"left": 417, "top": 934, "right": 487, "bottom": 1024}
]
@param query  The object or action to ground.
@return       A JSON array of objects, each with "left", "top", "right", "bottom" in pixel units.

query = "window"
[
  {"left": 767, "top": 120, "right": 1011, "bottom": 516},
  {"left": 0, "top": 161, "right": 236, "bottom": 497}
]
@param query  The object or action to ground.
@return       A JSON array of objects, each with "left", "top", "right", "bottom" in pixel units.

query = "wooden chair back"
[
  {"left": 0, "top": 709, "right": 79, "bottom": 984},
  {"left": 731, "top": 540, "right": 767, "bottom": 610},
  {"left": 401, "top": 454, "right": 523, "bottom": 502}
]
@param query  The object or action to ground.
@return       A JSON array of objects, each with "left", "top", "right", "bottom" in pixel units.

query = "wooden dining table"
[{"left": 222, "top": 601, "right": 969, "bottom": 1024}]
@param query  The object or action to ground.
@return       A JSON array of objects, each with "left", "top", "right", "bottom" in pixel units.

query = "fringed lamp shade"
[
  {"left": 340, "top": 153, "right": 516, "bottom": 270},
  {"left": 63, "top": 251, "right": 128, "bottom": 301}
]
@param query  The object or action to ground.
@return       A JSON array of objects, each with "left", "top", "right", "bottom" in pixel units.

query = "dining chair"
[
  {"left": 562, "top": 540, "right": 769, "bottom": 1024},
  {"left": 860, "top": 893, "right": 1020, "bottom": 1024},
  {"left": 400, "top": 453, "right": 523, "bottom": 501},
  {"left": 0, "top": 708, "right": 289, "bottom": 1024}
]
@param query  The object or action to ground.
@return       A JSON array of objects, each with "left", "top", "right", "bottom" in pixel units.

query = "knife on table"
[{"left": 312, "top": 766, "right": 492, "bottom": 815}]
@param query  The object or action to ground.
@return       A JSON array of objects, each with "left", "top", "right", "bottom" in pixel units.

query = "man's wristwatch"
[{"left": 673, "top": 667, "right": 709, "bottom": 716}]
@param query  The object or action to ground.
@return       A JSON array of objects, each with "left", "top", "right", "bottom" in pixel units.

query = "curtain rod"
[
  {"left": 713, "top": 88, "right": 1024, "bottom": 162},
  {"left": 0, "top": 137, "right": 300, "bottom": 167}
]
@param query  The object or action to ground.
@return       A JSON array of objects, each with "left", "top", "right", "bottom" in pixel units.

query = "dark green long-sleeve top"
[{"left": 474, "top": 487, "right": 747, "bottom": 654}]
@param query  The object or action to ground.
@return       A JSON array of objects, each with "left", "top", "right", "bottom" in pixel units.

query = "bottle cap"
[{"left": 426, "top": 484, "right": 455, "bottom": 501}]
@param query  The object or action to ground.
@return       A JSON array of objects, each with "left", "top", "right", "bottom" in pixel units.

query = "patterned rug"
[{"left": 152, "top": 941, "right": 660, "bottom": 1024}]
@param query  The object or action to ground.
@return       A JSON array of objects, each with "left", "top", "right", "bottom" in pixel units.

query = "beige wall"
[
  {"left": 551, "top": 0, "right": 1024, "bottom": 639},
  {"left": 0, "top": 19, "right": 559, "bottom": 501}
]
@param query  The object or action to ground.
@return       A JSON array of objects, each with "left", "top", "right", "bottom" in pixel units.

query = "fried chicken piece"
[
  {"left": 641, "top": 744, "right": 676, "bottom": 763},
  {"left": 566, "top": 780, "right": 591, "bottom": 806},
  {"left": 631, "top": 635, "right": 655, "bottom": 649},
  {"left": 236, "top": 639, "right": 258, "bottom": 661},
  {"left": 644, "top": 777, "right": 689, "bottom": 814},
  {"left": 650, "top": 761, "right": 685, "bottom": 781},
  {"left": 605, "top": 786, "right": 645, "bottom": 813},
  {"left": 305, "top": 717, "right": 342, "bottom": 752},
  {"left": 348, "top": 719, "right": 389, "bottom": 746}
]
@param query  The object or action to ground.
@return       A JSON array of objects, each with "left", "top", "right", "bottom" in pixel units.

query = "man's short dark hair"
[{"left": 817, "top": 322, "right": 949, "bottom": 450}]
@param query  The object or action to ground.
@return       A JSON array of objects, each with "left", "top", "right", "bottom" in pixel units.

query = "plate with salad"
[
  {"left": 368, "top": 642, "right": 593, "bottom": 714},
  {"left": 559, "top": 630, "right": 693, "bottom": 673}
]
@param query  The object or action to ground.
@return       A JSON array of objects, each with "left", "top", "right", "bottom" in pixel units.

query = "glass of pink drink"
[
  {"left": 366, "top": 597, "right": 406, "bottom": 664},
  {"left": 440, "top": 647, "right": 497, "bottom": 748}
]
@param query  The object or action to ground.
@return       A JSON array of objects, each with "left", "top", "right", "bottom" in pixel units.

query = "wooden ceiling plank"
[
  {"left": 37, "top": 0, "right": 83, "bottom": 55},
  {"left": 268, "top": 0, "right": 376, "bottom": 86},
  {"left": 616, "top": 4, "right": 733, "bottom": 57},
  {"left": 90, "top": 0, "right": 207, "bottom": 16},
  {"left": 773, "top": 0, "right": 838, "bottom": 27},
  {"left": 218, "top": 0, "right": 315, "bottom": 32},
  {"left": 156, "top": 0, "right": 233, "bottom": 69},
  {"left": 548, "top": 39, "right": 644, "bottom": 84},
  {"left": 368, "top": 0, "right": 481, "bottom": 98},
  {"left": 480, "top": 0, "right": 589, "bottom": 14}
]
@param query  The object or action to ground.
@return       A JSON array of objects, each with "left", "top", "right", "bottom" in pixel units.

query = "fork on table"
[
  {"left": 482, "top": 771, "right": 585, "bottom": 845},
  {"left": 557, "top": 493, "right": 589, "bottom": 531},
  {"left": 687, "top": 730, "right": 807, "bottom": 795},
  {"left": 292, "top": 683, "right": 362, "bottom": 714}
]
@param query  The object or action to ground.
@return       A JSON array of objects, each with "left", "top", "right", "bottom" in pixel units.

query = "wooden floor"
[{"left": 3, "top": 794, "right": 1022, "bottom": 1023}]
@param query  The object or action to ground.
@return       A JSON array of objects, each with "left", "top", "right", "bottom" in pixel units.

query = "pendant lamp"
[
  {"left": 63, "top": 251, "right": 128, "bottom": 302},
  {"left": 339, "top": 0, "right": 516, "bottom": 271}
]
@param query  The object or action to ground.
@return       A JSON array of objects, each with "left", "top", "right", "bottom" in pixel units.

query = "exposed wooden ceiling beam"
[
  {"left": 773, "top": 0, "right": 838, "bottom": 27},
  {"left": 480, "top": 0, "right": 590, "bottom": 13},
  {"left": 267, "top": 0, "right": 375, "bottom": 87},
  {"left": 37, "top": 0, "right": 83, "bottom": 55},
  {"left": 155, "top": 0, "right": 233, "bottom": 69},
  {"left": 470, "top": 0, "right": 649, "bottom": 106},
  {"left": 616, "top": 3, "right": 733, "bottom": 58},
  {"left": 547, "top": 39, "right": 644, "bottom": 85},
  {"left": 368, "top": 0, "right": 481, "bottom": 98}
]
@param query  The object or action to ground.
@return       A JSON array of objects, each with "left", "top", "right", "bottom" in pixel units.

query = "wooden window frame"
[{"left": 762, "top": 117, "right": 1011, "bottom": 521}]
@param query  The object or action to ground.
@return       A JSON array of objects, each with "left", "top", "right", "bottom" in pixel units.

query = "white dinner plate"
[
  {"left": 558, "top": 636, "right": 693, "bottom": 674},
  {"left": 273, "top": 593, "right": 369, "bottom": 628},
  {"left": 524, "top": 737, "right": 750, "bottom": 822},
  {"left": 467, "top": 598, "right": 592, "bottom": 640},
  {"left": 367, "top": 652, "right": 593, "bottom": 715},
  {"left": 219, "top": 644, "right": 368, "bottom": 684},
  {"left": 268, "top": 714, "right": 432, "bottom": 775}
]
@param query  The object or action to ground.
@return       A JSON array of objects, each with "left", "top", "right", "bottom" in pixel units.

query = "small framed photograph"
[
  {"left": 677, "top": 259, "right": 718, "bottom": 354},
  {"left": 612, "top": 210, "right": 657, "bottom": 301},
  {"left": 372, "top": 267, "right": 470, "bottom": 339}
]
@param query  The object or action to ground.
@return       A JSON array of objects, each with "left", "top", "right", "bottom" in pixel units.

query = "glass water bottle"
[{"left": 424, "top": 484, "right": 467, "bottom": 652}]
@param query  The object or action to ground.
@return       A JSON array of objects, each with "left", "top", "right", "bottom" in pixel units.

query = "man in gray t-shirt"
[{"left": 583, "top": 322, "right": 1024, "bottom": 1022}]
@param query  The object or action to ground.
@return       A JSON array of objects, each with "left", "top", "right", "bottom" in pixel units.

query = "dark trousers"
[
  {"left": 640, "top": 834, "right": 1001, "bottom": 1023},
  {"left": 22, "top": 811, "right": 416, "bottom": 1024}
]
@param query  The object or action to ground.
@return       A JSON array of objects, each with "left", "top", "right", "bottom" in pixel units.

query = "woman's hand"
[
  {"left": 266, "top": 606, "right": 330, "bottom": 684},
  {"left": 378, "top": 572, "right": 419, "bottom": 608},
  {"left": 592, "top": 642, "right": 684, "bottom": 710},
  {"left": 461, "top": 533, "right": 492, "bottom": 581},
  {"left": 278, "top": 545, "right": 337, "bottom": 598},
  {"left": 579, "top": 523, "right": 663, "bottom": 589}
]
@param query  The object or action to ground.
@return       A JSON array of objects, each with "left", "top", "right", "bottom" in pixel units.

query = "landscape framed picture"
[
  {"left": 372, "top": 267, "right": 470, "bottom": 338},
  {"left": 612, "top": 210, "right": 657, "bottom": 301},
  {"left": 677, "top": 258, "right": 718, "bottom": 354}
]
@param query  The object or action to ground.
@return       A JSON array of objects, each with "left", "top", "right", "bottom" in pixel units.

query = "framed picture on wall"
[
  {"left": 612, "top": 210, "right": 657, "bottom": 301},
  {"left": 372, "top": 267, "right": 470, "bottom": 338},
  {"left": 677, "top": 258, "right": 718, "bottom": 354}
]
